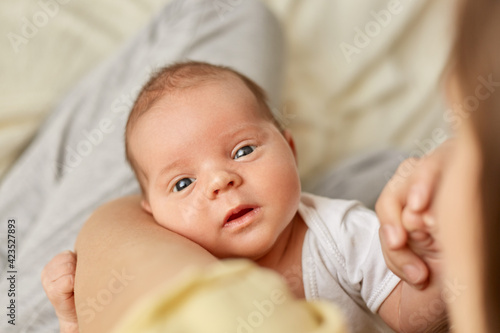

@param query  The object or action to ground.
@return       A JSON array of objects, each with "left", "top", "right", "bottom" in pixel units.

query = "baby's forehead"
[
  {"left": 130, "top": 111, "right": 270, "bottom": 170},
  {"left": 133, "top": 84, "right": 264, "bottom": 131},
  {"left": 147, "top": 82, "right": 267, "bottom": 119},
  {"left": 128, "top": 73, "right": 279, "bottom": 153}
]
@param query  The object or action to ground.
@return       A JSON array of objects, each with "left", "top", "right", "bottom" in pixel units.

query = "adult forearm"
[{"left": 73, "top": 195, "right": 216, "bottom": 333}]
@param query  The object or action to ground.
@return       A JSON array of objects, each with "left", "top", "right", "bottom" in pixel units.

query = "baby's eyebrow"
[
  {"left": 155, "top": 160, "right": 184, "bottom": 185},
  {"left": 223, "top": 123, "right": 264, "bottom": 139}
]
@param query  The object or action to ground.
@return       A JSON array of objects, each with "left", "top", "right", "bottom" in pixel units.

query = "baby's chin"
[
  {"left": 209, "top": 238, "right": 277, "bottom": 261},
  {"left": 210, "top": 215, "right": 298, "bottom": 261}
]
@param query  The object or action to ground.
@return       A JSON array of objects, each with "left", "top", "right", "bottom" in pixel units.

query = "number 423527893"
[{"left": 7, "top": 219, "right": 16, "bottom": 270}]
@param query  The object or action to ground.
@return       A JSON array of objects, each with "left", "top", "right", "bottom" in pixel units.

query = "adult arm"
[
  {"left": 73, "top": 195, "right": 217, "bottom": 333},
  {"left": 376, "top": 140, "right": 453, "bottom": 332},
  {"left": 376, "top": 139, "right": 453, "bottom": 288}
]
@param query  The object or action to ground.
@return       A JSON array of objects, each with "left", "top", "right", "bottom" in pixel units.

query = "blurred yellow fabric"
[{"left": 110, "top": 260, "right": 348, "bottom": 333}]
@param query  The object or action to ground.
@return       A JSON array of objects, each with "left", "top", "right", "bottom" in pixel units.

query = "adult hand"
[{"left": 376, "top": 139, "right": 453, "bottom": 289}]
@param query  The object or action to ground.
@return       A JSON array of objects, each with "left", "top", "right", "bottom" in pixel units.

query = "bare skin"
[
  {"left": 73, "top": 195, "right": 217, "bottom": 333},
  {"left": 44, "top": 154, "right": 448, "bottom": 333},
  {"left": 43, "top": 74, "right": 449, "bottom": 333},
  {"left": 56, "top": 174, "right": 445, "bottom": 333},
  {"left": 41, "top": 251, "right": 78, "bottom": 333},
  {"left": 376, "top": 140, "right": 454, "bottom": 289}
]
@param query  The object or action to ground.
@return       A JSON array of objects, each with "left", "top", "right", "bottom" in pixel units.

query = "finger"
[
  {"left": 41, "top": 251, "right": 76, "bottom": 276},
  {"left": 41, "top": 269, "right": 76, "bottom": 306},
  {"left": 376, "top": 158, "right": 420, "bottom": 249},
  {"left": 46, "top": 275, "right": 78, "bottom": 324},
  {"left": 41, "top": 251, "right": 76, "bottom": 285},
  {"left": 422, "top": 208, "right": 438, "bottom": 233},
  {"left": 50, "top": 250, "right": 77, "bottom": 267},
  {"left": 43, "top": 273, "right": 75, "bottom": 307},
  {"left": 406, "top": 141, "right": 452, "bottom": 213},
  {"left": 42, "top": 260, "right": 76, "bottom": 287},
  {"left": 406, "top": 183, "right": 434, "bottom": 214},
  {"left": 407, "top": 230, "right": 440, "bottom": 260},
  {"left": 51, "top": 273, "right": 75, "bottom": 296},
  {"left": 379, "top": 227, "right": 429, "bottom": 289},
  {"left": 401, "top": 206, "right": 427, "bottom": 232},
  {"left": 379, "top": 224, "right": 407, "bottom": 250}
]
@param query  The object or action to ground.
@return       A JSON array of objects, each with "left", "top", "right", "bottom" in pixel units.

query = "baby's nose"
[{"left": 205, "top": 171, "right": 242, "bottom": 199}]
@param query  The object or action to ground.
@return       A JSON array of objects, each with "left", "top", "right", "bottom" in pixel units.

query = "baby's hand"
[
  {"left": 401, "top": 211, "right": 442, "bottom": 288},
  {"left": 41, "top": 250, "right": 79, "bottom": 333}
]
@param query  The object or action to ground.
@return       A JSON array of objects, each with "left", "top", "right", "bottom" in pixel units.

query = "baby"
[{"left": 43, "top": 61, "right": 446, "bottom": 332}]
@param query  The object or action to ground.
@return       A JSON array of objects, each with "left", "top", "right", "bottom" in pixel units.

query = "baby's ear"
[
  {"left": 141, "top": 198, "right": 153, "bottom": 214},
  {"left": 283, "top": 129, "right": 298, "bottom": 163}
]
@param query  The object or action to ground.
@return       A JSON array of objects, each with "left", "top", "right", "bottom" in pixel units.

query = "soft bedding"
[
  {"left": 0, "top": 1, "right": 285, "bottom": 330},
  {"left": 0, "top": 0, "right": 455, "bottom": 331},
  {"left": 0, "top": 0, "right": 455, "bottom": 184},
  {"left": 0, "top": 0, "right": 167, "bottom": 180}
]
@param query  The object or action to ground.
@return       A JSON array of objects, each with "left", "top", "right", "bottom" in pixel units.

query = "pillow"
[
  {"left": 262, "top": 0, "right": 454, "bottom": 184},
  {"left": 0, "top": 0, "right": 167, "bottom": 180},
  {"left": 0, "top": 0, "right": 455, "bottom": 185}
]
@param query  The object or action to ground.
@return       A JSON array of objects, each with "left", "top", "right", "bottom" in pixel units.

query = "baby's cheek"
[
  {"left": 275, "top": 159, "right": 301, "bottom": 191},
  {"left": 178, "top": 194, "right": 208, "bottom": 225},
  {"left": 151, "top": 201, "right": 187, "bottom": 232},
  {"left": 261, "top": 157, "right": 301, "bottom": 202},
  {"left": 179, "top": 204, "right": 200, "bottom": 225}
]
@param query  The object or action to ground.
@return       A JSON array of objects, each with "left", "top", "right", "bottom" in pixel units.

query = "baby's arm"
[{"left": 41, "top": 251, "right": 79, "bottom": 333}]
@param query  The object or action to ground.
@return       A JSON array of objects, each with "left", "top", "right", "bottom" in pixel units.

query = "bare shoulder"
[
  {"left": 91, "top": 195, "right": 143, "bottom": 218},
  {"left": 75, "top": 195, "right": 155, "bottom": 254}
]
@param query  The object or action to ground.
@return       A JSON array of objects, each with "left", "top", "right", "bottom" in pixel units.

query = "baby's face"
[{"left": 129, "top": 77, "right": 301, "bottom": 259}]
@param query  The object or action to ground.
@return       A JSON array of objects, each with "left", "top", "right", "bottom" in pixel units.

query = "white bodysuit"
[{"left": 300, "top": 193, "right": 400, "bottom": 333}]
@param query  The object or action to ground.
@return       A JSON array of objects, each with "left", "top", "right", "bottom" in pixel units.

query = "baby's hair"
[{"left": 125, "top": 60, "right": 284, "bottom": 195}]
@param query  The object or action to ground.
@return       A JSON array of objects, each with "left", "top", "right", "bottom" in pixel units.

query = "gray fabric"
[
  {"left": 307, "top": 149, "right": 406, "bottom": 209},
  {"left": 0, "top": 0, "right": 284, "bottom": 331}
]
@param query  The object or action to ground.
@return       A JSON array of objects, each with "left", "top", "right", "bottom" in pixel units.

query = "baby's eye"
[
  {"left": 173, "top": 178, "right": 196, "bottom": 192},
  {"left": 234, "top": 145, "right": 256, "bottom": 159}
]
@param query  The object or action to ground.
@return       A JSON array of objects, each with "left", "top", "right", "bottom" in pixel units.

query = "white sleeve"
[{"left": 335, "top": 204, "right": 401, "bottom": 313}]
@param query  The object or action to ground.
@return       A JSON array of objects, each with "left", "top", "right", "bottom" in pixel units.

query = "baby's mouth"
[
  {"left": 226, "top": 208, "right": 254, "bottom": 223},
  {"left": 223, "top": 205, "right": 259, "bottom": 228}
]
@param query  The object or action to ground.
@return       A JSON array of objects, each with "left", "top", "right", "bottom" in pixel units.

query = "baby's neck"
[{"left": 255, "top": 213, "right": 308, "bottom": 298}]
